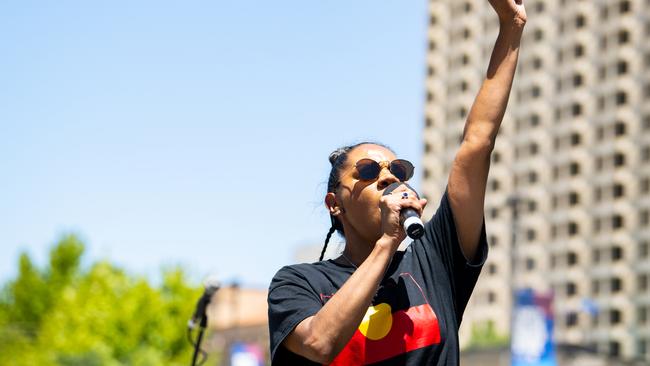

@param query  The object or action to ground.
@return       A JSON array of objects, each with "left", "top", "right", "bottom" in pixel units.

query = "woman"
[{"left": 268, "top": 0, "right": 526, "bottom": 364}]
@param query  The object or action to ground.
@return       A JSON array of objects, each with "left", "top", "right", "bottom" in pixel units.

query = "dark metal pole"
[{"left": 507, "top": 195, "right": 520, "bottom": 354}]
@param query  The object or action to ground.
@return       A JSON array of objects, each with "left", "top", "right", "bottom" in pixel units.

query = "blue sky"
[{"left": 1, "top": 0, "right": 429, "bottom": 287}]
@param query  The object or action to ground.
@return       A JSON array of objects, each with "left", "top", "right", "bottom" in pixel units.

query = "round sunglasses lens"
[
  {"left": 356, "top": 159, "right": 380, "bottom": 180},
  {"left": 391, "top": 160, "right": 414, "bottom": 181}
]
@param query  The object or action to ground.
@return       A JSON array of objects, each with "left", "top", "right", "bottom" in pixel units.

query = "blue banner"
[
  {"left": 511, "top": 289, "right": 557, "bottom": 366},
  {"left": 230, "top": 342, "right": 265, "bottom": 366}
]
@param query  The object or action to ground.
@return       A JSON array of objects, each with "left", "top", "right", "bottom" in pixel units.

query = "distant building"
[
  {"left": 423, "top": 0, "right": 650, "bottom": 362},
  {"left": 207, "top": 285, "right": 269, "bottom": 365},
  {"left": 294, "top": 240, "right": 345, "bottom": 263}
]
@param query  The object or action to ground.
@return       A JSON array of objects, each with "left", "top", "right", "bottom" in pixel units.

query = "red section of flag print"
[{"left": 330, "top": 302, "right": 441, "bottom": 365}]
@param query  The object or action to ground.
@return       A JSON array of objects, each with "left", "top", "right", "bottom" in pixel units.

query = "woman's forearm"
[
  {"left": 463, "top": 24, "right": 523, "bottom": 145},
  {"left": 284, "top": 237, "right": 398, "bottom": 363}
]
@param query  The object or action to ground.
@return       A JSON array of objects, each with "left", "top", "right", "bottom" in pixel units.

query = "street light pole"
[{"left": 507, "top": 195, "right": 521, "bottom": 345}]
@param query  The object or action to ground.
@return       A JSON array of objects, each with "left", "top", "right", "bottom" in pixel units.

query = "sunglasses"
[{"left": 355, "top": 158, "right": 415, "bottom": 182}]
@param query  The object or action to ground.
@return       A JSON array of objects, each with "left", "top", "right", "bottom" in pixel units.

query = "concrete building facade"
[{"left": 422, "top": 0, "right": 650, "bottom": 362}]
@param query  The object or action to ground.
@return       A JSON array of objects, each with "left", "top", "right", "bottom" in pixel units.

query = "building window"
[
  {"left": 569, "top": 192, "right": 580, "bottom": 205},
  {"left": 610, "top": 341, "right": 621, "bottom": 357},
  {"left": 613, "top": 183, "right": 624, "bottom": 198},
  {"left": 526, "top": 258, "right": 535, "bottom": 270},
  {"left": 568, "top": 222, "right": 579, "bottom": 236},
  {"left": 567, "top": 282, "right": 577, "bottom": 296},
  {"left": 532, "top": 85, "right": 541, "bottom": 98},
  {"left": 526, "top": 229, "right": 537, "bottom": 241},
  {"left": 570, "top": 162, "right": 581, "bottom": 175},
  {"left": 612, "top": 214, "right": 624, "bottom": 229},
  {"left": 566, "top": 312, "right": 578, "bottom": 327},
  {"left": 642, "top": 146, "right": 650, "bottom": 162},
  {"left": 614, "top": 152, "right": 625, "bottom": 167},
  {"left": 593, "top": 249, "right": 601, "bottom": 263},
  {"left": 611, "top": 246, "right": 623, "bottom": 261},
  {"left": 642, "top": 177, "right": 650, "bottom": 194},
  {"left": 575, "top": 14, "right": 586, "bottom": 28},
  {"left": 574, "top": 44, "right": 585, "bottom": 57},
  {"left": 641, "top": 241, "right": 649, "bottom": 259},
  {"left": 531, "top": 113, "right": 540, "bottom": 126},
  {"left": 641, "top": 210, "right": 650, "bottom": 226},
  {"left": 611, "top": 277, "right": 623, "bottom": 292},
  {"left": 573, "top": 73, "right": 584, "bottom": 87},
  {"left": 618, "top": 29, "right": 630, "bottom": 44},
  {"left": 617, "top": 60, "right": 628, "bottom": 75},
  {"left": 592, "top": 280, "right": 600, "bottom": 295},
  {"left": 594, "top": 217, "right": 602, "bottom": 232},
  {"left": 570, "top": 133, "right": 581, "bottom": 146},
  {"left": 615, "top": 121, "right": 626, "bottom": 136},
  {"left": 610, "top": 309, "right": 622, "bottom": 325},
  {"left": 572, "top": 103, "right": 583, "bottom": 116},
  {"left": 490, "top": 179, "right": 500, "bottom": 191},
  {"left": 639, "top": 274, "right": 649, "bottom": 292},
  {"left": 639, "top": 307, "right": 648, "bottom": 323},
  {"left": 619, "top": 0, "right": 631, "bottom": 13},
  {"left": 616, "top": 91, "right": 628, "bottom": 105},
  {"left": 567, "top": 251, "right": 578, "bottom": 266},
  {"left": 488, "top": 291, "right": 496, "bottom": 304}
]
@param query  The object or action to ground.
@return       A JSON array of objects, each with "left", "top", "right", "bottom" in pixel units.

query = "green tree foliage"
[
  {"left": 466, "top": 320, "right": 509, "bottom": 350},
  {"left": 0, "top": 234, "right": 202, "bottom": 365}
]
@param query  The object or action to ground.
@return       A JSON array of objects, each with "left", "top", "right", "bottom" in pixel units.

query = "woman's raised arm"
[{"left": 447, "top": 0, "right": 527, "bottom": 261}]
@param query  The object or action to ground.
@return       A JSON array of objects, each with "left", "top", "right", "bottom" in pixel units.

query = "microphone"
[
  {"left": 188, "top": 275, "right": 221, "bottom": 330},
  {"left": 383, "top": 182, "right": 425, "bottom": 240}
]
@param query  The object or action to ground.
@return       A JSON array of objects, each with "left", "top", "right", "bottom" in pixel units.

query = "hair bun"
[{"left": 328, "top": 147, "right": 349, "bottom": 166}]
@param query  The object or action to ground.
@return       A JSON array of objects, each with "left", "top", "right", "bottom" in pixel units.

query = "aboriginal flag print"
[{"left": 327, "top": 273, "right": 441, "bottom": 365}]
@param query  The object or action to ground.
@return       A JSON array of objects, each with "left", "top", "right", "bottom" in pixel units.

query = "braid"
[{"left": 320, "top": 225, "right": 336, "bottom": 261}]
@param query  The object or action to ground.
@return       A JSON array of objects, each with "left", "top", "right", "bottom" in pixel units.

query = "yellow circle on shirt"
[{"left": 358, "top": 303, "right": 392, "bottom": 340}]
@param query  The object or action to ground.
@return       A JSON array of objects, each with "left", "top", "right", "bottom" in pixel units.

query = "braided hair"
[{"left": 319, "top": 141, "right": 391, "bottom": 261}]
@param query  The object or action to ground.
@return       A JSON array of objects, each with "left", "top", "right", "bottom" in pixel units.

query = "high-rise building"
[{"left": 422, "top": 0, "right": 650, "bottom": 361}]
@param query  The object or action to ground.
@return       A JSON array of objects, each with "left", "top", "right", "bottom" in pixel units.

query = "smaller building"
[{"left": 206, "top": 284, "right": 270, "bottom": 365}]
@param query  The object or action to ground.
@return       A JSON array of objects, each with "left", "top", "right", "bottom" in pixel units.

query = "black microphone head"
[{"left": 203, "top": 275, "right": 221, "bottom": 296}]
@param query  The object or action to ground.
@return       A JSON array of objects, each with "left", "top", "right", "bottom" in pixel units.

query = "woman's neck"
[{"left": 341, "top": 230, "right": 379, "bottom": 267}]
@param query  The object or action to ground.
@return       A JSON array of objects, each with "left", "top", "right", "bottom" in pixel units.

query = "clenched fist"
[{"left": 488, "top": 0, "right": 527, "bottom": 28}]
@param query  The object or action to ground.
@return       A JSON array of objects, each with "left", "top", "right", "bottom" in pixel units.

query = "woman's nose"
[{"left": 377, "top": 168, "right": 399, "bottom": 190}]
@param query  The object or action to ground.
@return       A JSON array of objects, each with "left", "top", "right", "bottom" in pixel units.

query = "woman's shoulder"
[{"left": 269, "top": 260, "right": 349, "bottom": 291}]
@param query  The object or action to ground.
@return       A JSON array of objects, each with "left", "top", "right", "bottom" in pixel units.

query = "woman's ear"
[{"left": 325, "top": 192, "right": 344, "bottom": 216}]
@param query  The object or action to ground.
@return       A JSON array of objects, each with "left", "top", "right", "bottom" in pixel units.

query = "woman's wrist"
[
  {"left": 375, "top": 235, "right": 401, "bottom": 254},
  {"left": 499, "top": 19, "right": 526, "bottom": 34}
]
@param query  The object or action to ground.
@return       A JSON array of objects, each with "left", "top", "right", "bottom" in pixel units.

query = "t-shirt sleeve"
[
  {"left": 267, "top": 265, "right": 323, "bottom": 364},
  {"left": 421, "top": 187, "right": 488, "bottom": 323}
]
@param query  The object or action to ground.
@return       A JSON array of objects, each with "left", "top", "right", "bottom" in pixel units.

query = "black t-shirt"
[{"left": 267, "top": 189, "right": 488, "bottom": 365}]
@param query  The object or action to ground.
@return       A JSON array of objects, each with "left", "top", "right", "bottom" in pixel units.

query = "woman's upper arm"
[{"left": 447, "top": 140, "right": 491, "bottom": 262}]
